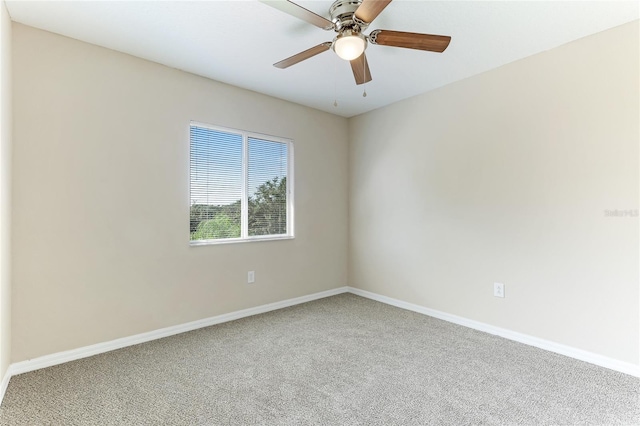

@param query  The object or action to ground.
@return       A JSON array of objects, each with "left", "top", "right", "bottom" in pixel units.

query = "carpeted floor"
[{"left": 0, "top": 293, "right": 638, "bottom": 425}]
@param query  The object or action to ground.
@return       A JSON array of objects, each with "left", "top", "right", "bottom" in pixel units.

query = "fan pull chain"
[{"left": 362, "top": 54, "right": 368, "bottom": 98}]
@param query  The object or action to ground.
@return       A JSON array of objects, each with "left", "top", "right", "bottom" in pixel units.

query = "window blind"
[
  {"left": 248, "top": 137, "right": 288, "bottom": 236},
  {"left": 190, "top": 126, "right": 243, "bottom": 240}
]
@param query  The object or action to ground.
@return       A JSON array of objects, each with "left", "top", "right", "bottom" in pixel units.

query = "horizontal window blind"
[
  {"left": 189, "top": 122, "right": 293, "bottom": 244},
  {"left": 248, "top": 137, "right": 288, "bottom": 237},
  {"left": 190, "top": 126, "right": 242, "bottom": 240}
]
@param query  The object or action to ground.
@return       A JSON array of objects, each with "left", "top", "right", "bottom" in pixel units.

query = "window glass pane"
[
  {"left": 248, "top": 137, "right": 288, "bottom": 236},
  {"left": 190, "top": 126, "right": 242, "bottom": 240}
]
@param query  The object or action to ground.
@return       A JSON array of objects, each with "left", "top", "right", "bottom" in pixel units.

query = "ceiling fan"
[{"left": 261, "top": 0, "right": 451, "bottom": 85}]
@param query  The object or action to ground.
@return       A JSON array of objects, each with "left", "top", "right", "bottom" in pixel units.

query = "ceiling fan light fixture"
[{"left": 333, "top": 31, "right": 367, "bottom": 61}]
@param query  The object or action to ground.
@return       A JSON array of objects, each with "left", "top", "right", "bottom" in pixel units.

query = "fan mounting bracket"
[{"left": 368, "top": 29, "right": 380, "bottom": 44}]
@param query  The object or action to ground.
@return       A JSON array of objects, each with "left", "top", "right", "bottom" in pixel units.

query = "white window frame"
[{"left": 189, "top": 121, "right": 295, "bottom": 246}]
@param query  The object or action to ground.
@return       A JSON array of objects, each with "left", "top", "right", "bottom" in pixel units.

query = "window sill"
[{"left": 189, "top": 235, "right": 294, "bottom": 247}]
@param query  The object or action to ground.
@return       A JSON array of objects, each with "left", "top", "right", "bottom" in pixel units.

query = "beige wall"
[
  {"left": 349, "top": 21, "right": 639, "bottom": 365},
  {"left": 11, "top": 24, "right": 349, "bottom": 362},
  {"left": 0, "top": 0, "right": 12, "bottom": 378}
]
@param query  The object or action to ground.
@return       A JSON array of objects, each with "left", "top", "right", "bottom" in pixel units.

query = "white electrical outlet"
[
  {"left": 247, "top": 271, "right": 255, "bottom": 284},
  {"left": 494, "top": 282, "right": 505, "bottom": 298}
]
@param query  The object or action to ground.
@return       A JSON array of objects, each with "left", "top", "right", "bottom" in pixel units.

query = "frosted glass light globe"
[{"left": 333, "top": 33, "right": 366, "bottom": 61}]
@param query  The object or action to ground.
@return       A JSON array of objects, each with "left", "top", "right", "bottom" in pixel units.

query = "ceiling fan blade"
[
  {"left": 274, "top": 42, "right": 332, "bottom": 69},
  {"left": 354, "top": 0, "right": 392, "bottom": 25},
  {"left": 261, "top": 0, "right": 334, "bottom": 30},
  {"left": 369, "top": 30, "right": 451, "bottom": 52},
  {"left": 350, "top": 53, "right": 372, "bottom": 85}
]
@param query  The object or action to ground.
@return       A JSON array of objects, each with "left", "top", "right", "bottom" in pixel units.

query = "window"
[{"left": 189, "top": 122, "right": 293, "bottom": 245}]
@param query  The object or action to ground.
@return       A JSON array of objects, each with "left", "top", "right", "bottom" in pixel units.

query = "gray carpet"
[{"left": 0, "top": 294, "right": 638, "bottom": 425}]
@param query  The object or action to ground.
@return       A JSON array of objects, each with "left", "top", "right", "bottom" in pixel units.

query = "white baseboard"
[
  {"left": 9, "top": 286, "right": 349, "bottom": 377},
  {"left": 0, "top": 367, "right": 10, "bottom": 404},
  {"left": 2, "top": 284, "right": 637, "bottom": 408},
  {"left": 347, "top": 286, "right": 640, "bottom": 378}
]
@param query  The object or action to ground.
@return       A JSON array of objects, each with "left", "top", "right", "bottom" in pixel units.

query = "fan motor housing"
[{"left": 329, "top": 0, "right": 367, "bottom": 31}]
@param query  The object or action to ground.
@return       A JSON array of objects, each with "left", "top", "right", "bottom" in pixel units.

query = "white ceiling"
[{"left": 6, "top": 0, "right": 639, "bottom": 117}]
